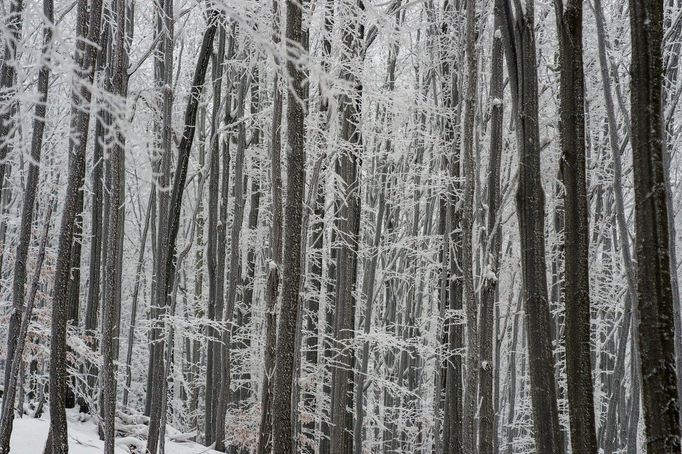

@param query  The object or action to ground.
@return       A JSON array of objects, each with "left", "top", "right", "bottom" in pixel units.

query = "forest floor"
[{"left": 8, "top": 407, "right": 219, "bottom": 454}]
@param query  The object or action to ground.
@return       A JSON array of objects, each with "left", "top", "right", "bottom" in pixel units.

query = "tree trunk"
[
  {"left": 478, "top": 1, "right": 504, "bottom": 452},
  {"left": 0, "top": 0, "right": 53, "bottom": 447},
  {"left": 46, "top": 0, "right": 105, "bottom": 450},
  {"left": 0, "top": 0, "right": 23, "bottom": 223},
  {"left": 500, "top": 0, "right": 564, "bottom": 451},
  {"left": 256, "top": 0, "right": 284, "bottom": 449},
  {"left": 146, "top": 9, "right": 219, "bottom": 453},
  {"left": 329, "top": 2, "right": 363, "bottom": 452},
  {"left": 271, "top": 0, "right": 307, "bottom": 448},
  {"left": 0, "top": 203, "right": 54, "bottom": 453},
  {"left": 630, "top": 0, "right": 681, "bottom": 450},
  {"left": 553, "top": 0, "right": 598, "bottom": 452},
  {"left": 462, "top": 0, "right": 478, "bottom": 451}
]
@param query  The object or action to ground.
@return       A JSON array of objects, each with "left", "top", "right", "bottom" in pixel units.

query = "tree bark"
[
  {"left": 47, "top": 0, "right": 105, "bottom": 450},
  {"left": 146, "top": 8, "right": 219, "bottom": 453},
  {"left": 630, "top": 0, "right": 682, "bottom": 450},
  {"left": 271, "top": 0, "right": 307, "bottom": 448},
  {"left": 553, "top": 0, "right": 598, "bottom": 452},
  {"left": 500, "top": 0, "right": 564, "bottom": 451},
  {"left": 0, "top": 0, "right": 23, "bottom": 220},
  {"left": 257, "top": 0, "right": 284, "bottom": 450},
  {"left": 0, "top": 0, "right": 53, "bottom": 446},
  {"left": 478, "top": 1, "right": 504, "bottom": 452},
  {"left": 329, "top": 2, "right": 364, "bottom": 453}
]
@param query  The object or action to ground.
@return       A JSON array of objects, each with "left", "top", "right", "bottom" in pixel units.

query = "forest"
[{"left": 0, "top": 0, "right": 681, "bottom": 452}]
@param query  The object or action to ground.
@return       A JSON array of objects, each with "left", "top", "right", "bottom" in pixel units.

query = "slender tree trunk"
[
  {"left": 0, "top": 0, "right": 53, "bottom": 446},
  {"left": 329, "top": 2, "right": 364, "bottom": 452},
  {"left": 214, "top": 73, "right": 249, "bottom": 453},
  {"left": 630, "top": 0, "right": 681, "bottom": 450},
  {"left": 478, "top": 1, "right": 504, "bottom": 452},
  {"left": 462, "top": 0, "right": 478, "bottom": 451},
  {"left": 205, "top": 23, "right": 226, "bottom": 444},
  {"left": 146, "top": 9, "right": 219, "bottom": 453},
  {"left": 0, "top": 0, "right": 23, "bottom": 223},
  {"left": 271, "top": 0, "right": 307, "bottom": 449},
  {"left": 122, "top": 190, "right": 153, "bottom": 409},
  {"left": 47, "top": 0, "right": 105, "bottom": 450},
  {"left": 256, "top": 0, "right": 284, "bottom": 449},
  {"left": 500, "top": 0, "right": 563, "bottom": 451},
  {"left": 0, "top": 200, "right": 54, "bottom": 454}
]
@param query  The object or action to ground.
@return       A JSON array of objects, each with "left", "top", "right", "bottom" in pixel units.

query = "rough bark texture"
[
  {"left": 0, "top": 0, "right": 53, "bottom": 448},
  {"left": 47, "top": 0, "right": 105, "bottom": 450},
  {"left": 461, "top": 0, "right": 478, "bottom": 451},
  {"left": 0, "top": 0, "right": 23, "bottom": 222},
  {"left": 630, "top": 0, "right": 682, "bottom": 450},
  {"left": 145, "top": 9, "right": 218, "bottom": 453},
  {"left": 478, "top": 1, "right": 504, "bottom": 452},
  {"left": 271, "top": 0, "right": 306, "bottom": 449},
  {"left": 554, "top": 0, "right": 598, "bottom": 452},
  {"left": 256, "top": 1, "right": 283, "bottom": 449},
  {"left": 205, "top": 23, "right": 226, "bottom": 444},
  {"left": 329, "top": 2, "right": 363, "bottom": 453},
  {"left": 101, "top": 0, "right": 128, "bottom": 449},
  {"left": 500, "top": 0, "right": 564, "bottom": 452}
]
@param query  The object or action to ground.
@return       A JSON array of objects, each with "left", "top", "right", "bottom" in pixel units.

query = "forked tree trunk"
[
  {"left": 146, "top": 9, "right": 219, "bottom": 453},
  {"left": 629, "top": 0, "right": 681, "bottom": 450},
  {"left": 500, "top": 0, "right": 563, "bottom": 451}
]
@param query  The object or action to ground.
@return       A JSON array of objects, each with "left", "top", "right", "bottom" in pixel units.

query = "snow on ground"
[{"left": 9, "top": 408, "right": 219, "bottom": 454}]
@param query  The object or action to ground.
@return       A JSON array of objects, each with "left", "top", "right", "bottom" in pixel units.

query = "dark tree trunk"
[
  {"left": 478, "top": 1, "right": 504, "bottom": 452},
  {"left": 630, "top": 0, "right": 682, "bottom": 450},
  {"left": 461, "top": 0, "right": 478, "bottom": 451},
  {"left": 256, "top": 0, "right": 284, "bottom": 449},
  {"left": 205, "top": 23, "right": 226, "bottom": 444},
  {"left": 0, "top": 0, "right": 53, "bottom": 447},
  {"left": 0, "top": 202, "right": 53, "bottom": 454},
  {"left": 0, "top": 0, "right": 23, "bottom": 222},
  {"left": 146, "top": 9, "right": 219, "bottom": 453},
  {"left": 100, "top": 1, "right": 129, "bottom": 450},
  {"left": 554, "top": 0, "right": 598, "bottom": 452},
  {"left": 46, "top": 0, "right": 105, "bottom": 450},
  {"left": 329, "top": 3, "right": 364, "bottom": 453},
  {"left": 271, "top": 0, "right": 307, "bottom": 449},
  {"left": 500, "top": 0, "right": 564, "bottom": 451}
]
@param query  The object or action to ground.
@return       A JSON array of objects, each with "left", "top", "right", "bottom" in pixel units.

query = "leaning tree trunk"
[
  {"left": 554, "top": 0, "right": 598, "bottom": 452},
  {"left": 500, "top": 0, "right": 564, "bottom": 451},
  {"left": 629, "top": 0, "right": 682, "bottom": 450},
  {"left": 46, "top": 0, "right": 105, "bottom": 450},
  {"left": 145, "top": 9, "right": 219, "bottom": 453},
  {"left": 0, "top": 0, "right": 53, "bottom": 448},
  {"left": 271, "top": 0, "right": 307, "bottom": 449}
]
